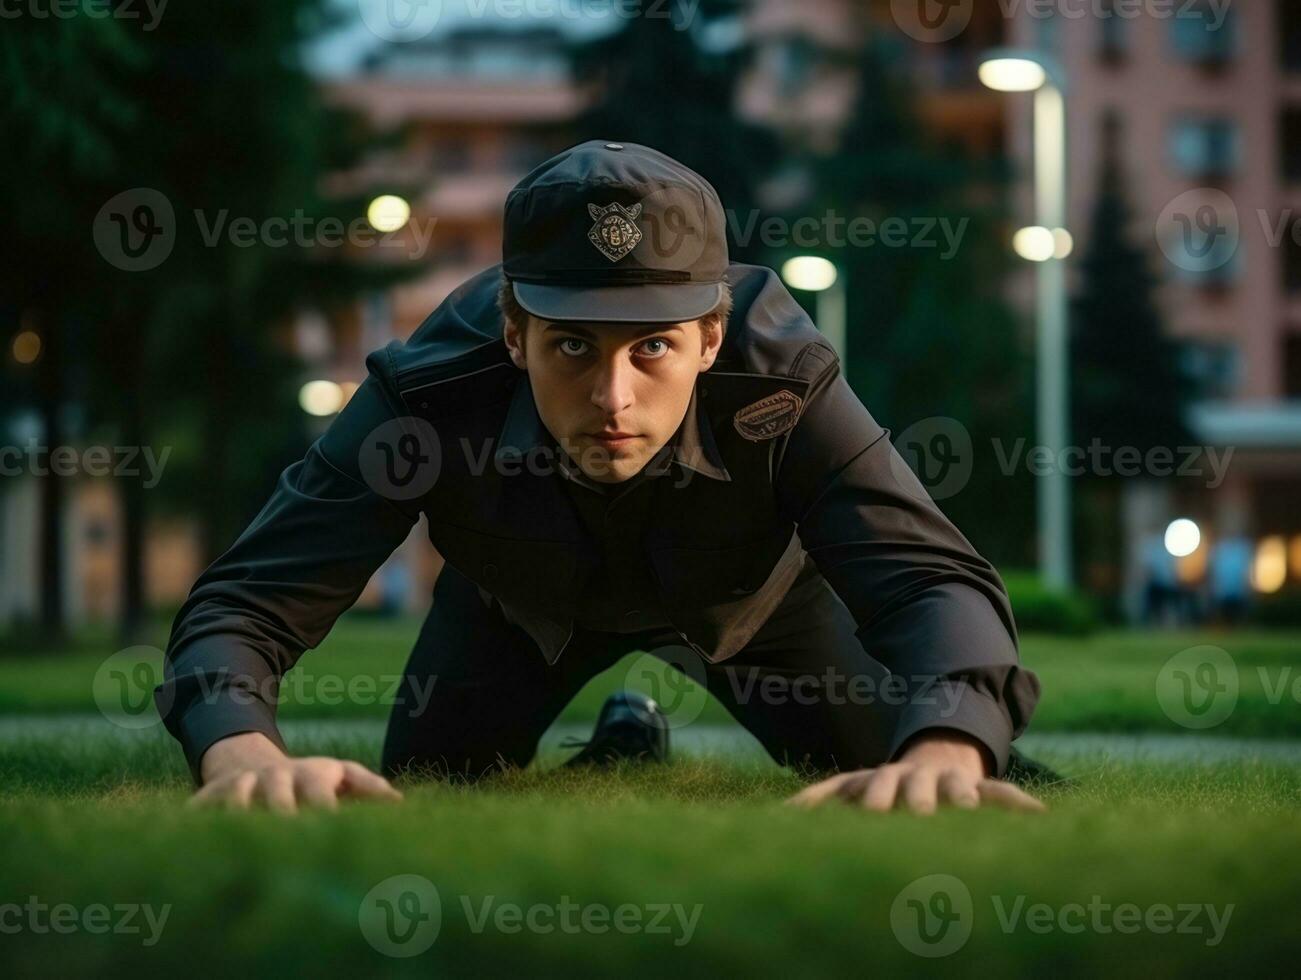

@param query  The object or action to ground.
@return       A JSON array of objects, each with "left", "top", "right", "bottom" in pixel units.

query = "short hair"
[{"left": 497, "top": 275, "right": 732, "bottom": 345}]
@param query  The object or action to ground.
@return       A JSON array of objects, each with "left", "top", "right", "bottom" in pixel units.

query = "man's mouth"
[{"left": 587, "top": 430, "right": 639, "bottom": 449}]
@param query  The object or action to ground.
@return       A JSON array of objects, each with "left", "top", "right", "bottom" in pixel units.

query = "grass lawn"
[
  {"left": 0, "top": 725, "right": 1298, "bottom": 976},
  {"left": 0, "top": 615, "right": 1298, "bottom": 737},
  {"left": 1, "top": 619, "right": 1299, "bottom": 975}
]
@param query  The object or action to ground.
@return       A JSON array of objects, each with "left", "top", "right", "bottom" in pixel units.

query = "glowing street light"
[
  {"left": 781, "top": 256, "right": 846, "bottom": 358},
  {"left": 1164, "top": 518, "right": 1201, "bottom": 558},
  {"left": 299, "top": 380, "right": 344, "bottom": 417},
  {"left": 367, "top": 195, "right": 411, "bottom": 233},
  {"left": 980, "top": 48, "right": 1072, "bottom": 590},
  {"left": 978, "top": 57, "right": 1048, "bottom": 93}
]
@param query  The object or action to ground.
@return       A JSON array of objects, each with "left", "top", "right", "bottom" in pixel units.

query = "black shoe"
[
  {"left": 1005, "top": 746, "right": 1070, "bottom": 788},
  {"left": 561, "top": 691, "right": 670, "bottom": 768}
]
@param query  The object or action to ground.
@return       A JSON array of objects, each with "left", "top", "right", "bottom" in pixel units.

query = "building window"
[
  {"left": 1281, "top": 108, "right": 1301, "bottom": 182},
  {"left": 775, "top": 37, "right": 815, "bottom": 100},
  {"left": 1169, "top": 118, "right": 1239, "bottom": 178},
  {"left": 1281, "top": 0, "right": 1301, "bottom": 72},
  {"left": 1180, "top": 340, "right": 1240, "bottom": 399},
  {"left": 1284, "top": 218, "right": 1301, "bottom": 292},
  {"left": 1286, "top": 335, "right": 1301, "bottom": 398},
  {"left": 1162, "top": 222, "right": 1240, "bottom": 289},
  {"left": 1098, "top": 1, "right": 1128, "bottom": 63},
  {"left": 1171, "top": 2, "right": 1236, "bottom": 65},
  {"left": 1034, "top": 10, "right": 1059, "bottom": 54}
]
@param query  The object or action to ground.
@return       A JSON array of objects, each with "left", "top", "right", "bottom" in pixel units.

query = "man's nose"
[{"left": 590, "top": 355, "right": 635, "bottom": 417}]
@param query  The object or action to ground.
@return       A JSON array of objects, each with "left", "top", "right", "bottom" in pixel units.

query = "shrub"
[{"left": 1001, "top": 571, "right": 1099, "bottom": 635}]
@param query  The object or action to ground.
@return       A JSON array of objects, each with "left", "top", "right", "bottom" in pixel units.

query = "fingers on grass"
[
  {"left": 860, "top": 767, "right": 901, "bottom": 812},
  {"left": 296, "top": 770, "right": 340, "bottom": 811},
  {"left": 900, "top": 769, "right": 939, "bottom": 815},
  {"left": 256, "top": 768, "right": 297, "bottom": 815},
  {"left": 939, "top": 770, "right": 981, "bottom": 810},
  {"left": 225, "top": 771, "right": 259, "bottom": 811},
  {"left": 786, "top": 771, "right": 860, "bottom": 808},
  {"left": 978, "top": 779, "right": 1048, "bottom": 813},
  {"left": 341, "top": 762, "right": 404, "bottom": 802},
  {"left": 187, "top": 775, "right": 230, "bottom": 809}
]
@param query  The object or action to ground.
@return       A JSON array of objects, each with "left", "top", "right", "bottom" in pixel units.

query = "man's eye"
[
  {"left": 557, "top": 338, "right": 589, "bottom": 357},
  {"left": 638, "top": 338, "right": 670, "bottom": 358}
]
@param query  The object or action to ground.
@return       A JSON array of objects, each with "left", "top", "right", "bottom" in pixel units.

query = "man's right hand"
[{"left": 191, "top": 731, "right": 404, "bottom": 813}]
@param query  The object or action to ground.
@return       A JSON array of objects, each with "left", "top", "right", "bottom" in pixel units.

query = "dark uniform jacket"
[{"left": 156, "top": 262, "right": 1041, "bottom": 782}]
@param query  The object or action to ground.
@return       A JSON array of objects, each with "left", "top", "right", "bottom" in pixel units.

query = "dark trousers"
[{"left": 380, "top": 560, "right": 903, "bottom": 781}]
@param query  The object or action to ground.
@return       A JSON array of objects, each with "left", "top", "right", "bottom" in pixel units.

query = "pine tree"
[
  {"left": 806, "top": 37, "right": 1034, "bottom": 565},
  {"left": 1072, "top": 110, "right": 1190, "bottom": 451},
  {"left": 569, "top": 0, "right": 780, "bottom": 264}
]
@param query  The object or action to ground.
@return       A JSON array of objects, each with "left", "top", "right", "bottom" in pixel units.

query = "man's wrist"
[{"left": 199, "top": 731, "right": 288, "bottom": 784}]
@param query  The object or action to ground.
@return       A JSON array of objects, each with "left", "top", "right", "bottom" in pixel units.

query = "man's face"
[{"left": 504, "top": 314, "right": 723, "bottom": 483}]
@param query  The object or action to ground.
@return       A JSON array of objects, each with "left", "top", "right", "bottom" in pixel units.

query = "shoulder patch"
[{"left": 732, "top": 389, "right": 804, "bottom": 442}]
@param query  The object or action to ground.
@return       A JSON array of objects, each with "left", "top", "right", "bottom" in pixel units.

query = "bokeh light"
[
  {"left": 1163, "top": 518, "right": 1201, "bottom": 558},
  {"left": 298, "top": 380, "right": 344, "bottom": 417},
  {"left": 367, "top": 195, "right": 411, "bottom": 233}
]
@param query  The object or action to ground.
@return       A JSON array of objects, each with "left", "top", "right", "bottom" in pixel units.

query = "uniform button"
[
  {"left": 604, "top": 142, "right": 624, "bottom": 150},
  {"left": 624, "top": 608, "right": 641, "bottom": 618},
  {"left": 482, "top": 562, "right": 499, "bottom": 580}
]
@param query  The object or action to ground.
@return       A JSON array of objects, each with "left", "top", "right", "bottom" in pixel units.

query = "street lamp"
[
  {"left": 979, "top": 49, "right": 1073, "bottom": 591},
  {"left": 780, "top": 256, "right": 846, "bottom": 359}
]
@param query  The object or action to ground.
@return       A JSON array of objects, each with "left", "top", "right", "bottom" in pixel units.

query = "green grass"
[
  {"left": 2, "top": 617, "right": 1299, "bottom": 738},
  {"left": 3, "top": 618, "right": 1300, "bottom": 975},
  {"left": 0, "top": 724, "right": 1298, "bottom": 976}
]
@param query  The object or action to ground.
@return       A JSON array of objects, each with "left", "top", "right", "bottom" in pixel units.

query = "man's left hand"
[{"left": 785, "top": 731, "right": 1045, "bottom": 815}]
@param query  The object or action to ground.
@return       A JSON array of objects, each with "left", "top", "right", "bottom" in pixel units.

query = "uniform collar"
[{"left": 494, "top": 372, "right": 732, "bottom": 485}]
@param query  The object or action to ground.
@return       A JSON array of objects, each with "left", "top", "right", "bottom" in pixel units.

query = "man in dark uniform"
[{"left": 158, "top": 140, "right": 1044, "bottom": 815}]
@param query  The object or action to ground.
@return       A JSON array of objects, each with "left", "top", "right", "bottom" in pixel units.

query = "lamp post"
[
  {"left": 780, "top": 256, "right": 846, "bottom": 359},
  {"left": 979, "top": 50, "right": 1073, "bottom": 591}
]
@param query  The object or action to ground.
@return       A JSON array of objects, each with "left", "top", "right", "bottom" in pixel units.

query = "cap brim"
[{"left": 512, "top": 280, "right": 724, "bottom": 324}]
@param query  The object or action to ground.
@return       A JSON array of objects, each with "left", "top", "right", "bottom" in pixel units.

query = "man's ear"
[
  {"left": 503, "top": 316, "right": 528, "bottom": 370},
  {"left": 698, "top": 317, "right": 723, "bottom": 372}
]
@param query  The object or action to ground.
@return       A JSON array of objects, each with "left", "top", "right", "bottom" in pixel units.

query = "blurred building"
[
  {"left": 301, "top": 25, "right": 589, "bottom": 613},
  {"left": 996, "top": 2, "right": 1301, "bottom": 613},
  {"left": 740, "top": 0, "right": 1301, "bottom": 612}
]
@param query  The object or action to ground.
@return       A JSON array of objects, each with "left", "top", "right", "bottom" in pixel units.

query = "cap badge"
[
  {"left": 733, "top": 389, "right": 804, "bottom": 442},
  {"left": 587, "top": 202, "right": 643, "bottom": 262}
]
